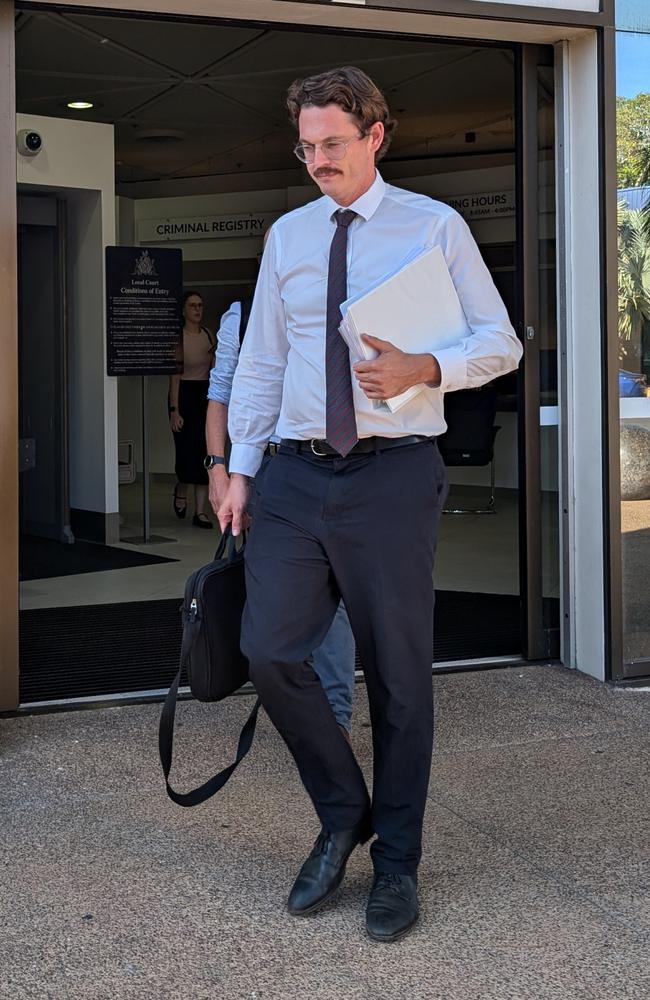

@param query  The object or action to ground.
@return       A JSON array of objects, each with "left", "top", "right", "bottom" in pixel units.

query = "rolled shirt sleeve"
[
  {"left": 228, "top": 228, "right": 289, "bottom": 478},
  {"left": 207, "top": 302, "right": 241, "bottom": 405},
  {"left": 433, "top": 211, "right": 523, "bottom": 394}
]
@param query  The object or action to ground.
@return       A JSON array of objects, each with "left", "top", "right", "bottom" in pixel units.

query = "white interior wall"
[{"left": 16, "top": 113, "right": 118, "bottom": 532}]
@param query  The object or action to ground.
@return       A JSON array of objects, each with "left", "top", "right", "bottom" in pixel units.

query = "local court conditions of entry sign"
[{"left": 106, "top": 246, "right": 183, "bottom": 377}]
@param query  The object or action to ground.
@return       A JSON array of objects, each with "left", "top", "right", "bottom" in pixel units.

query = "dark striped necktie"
[{"left": 325, "top": 209, "right": 359, "bottom": 456}]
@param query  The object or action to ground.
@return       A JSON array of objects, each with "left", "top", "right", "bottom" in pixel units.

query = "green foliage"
[
  {"left": 617, "top": 202, "right": 650, "bottom": 363},
  {"left": 617, "top": 93, "right": 650, "bottom": 188}
]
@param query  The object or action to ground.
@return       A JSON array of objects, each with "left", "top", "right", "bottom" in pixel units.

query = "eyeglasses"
[{"left": 293, "top": 132, "right": 367, "bottom": 164}]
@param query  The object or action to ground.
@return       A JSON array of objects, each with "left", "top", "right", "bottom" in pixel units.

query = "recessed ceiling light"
[
  {"left": 135, "top": 128, "right": 185, "bottom": 143},
  {"left": 67, "top": 101, "right": 94, "bottom": 110}
]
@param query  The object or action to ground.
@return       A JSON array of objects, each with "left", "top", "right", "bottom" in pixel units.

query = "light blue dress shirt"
[
  {"left": 228, "top": 171, "right": 523, "bottom": 478},
  {"left": 208, "top": 300, "right": 282, "bottom": 447},
  {"left": 208, "top": 302, "right": 241, "bottom": 406}
]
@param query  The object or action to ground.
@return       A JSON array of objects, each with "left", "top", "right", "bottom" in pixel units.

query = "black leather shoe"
[
  {"left": 287, "top": 823, "right": 369, "bottom": 916},
  {"left": 192, "top": 513, "right": 213, "bottom": 529},
  {"left": 366, "top": 873, "right": 419, "bottom": 943}
]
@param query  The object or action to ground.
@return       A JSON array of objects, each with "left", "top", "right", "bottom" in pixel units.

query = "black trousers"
[{"left": 242, "top": 438, "right": 448, "bottom": 875}]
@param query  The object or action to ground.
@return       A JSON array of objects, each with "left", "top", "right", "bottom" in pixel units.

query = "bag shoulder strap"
[
  {"left": 238, "top": 298, "right": 253, "bottom": 346},
  {"left": 201, "top": 325, "right": 216, "bottom": 350},
  {"left": 158, "top": 526, "right": 259, "bottom": 808},
  {"left": 159, "top": 663, "right": 260, "bottom": 808}
]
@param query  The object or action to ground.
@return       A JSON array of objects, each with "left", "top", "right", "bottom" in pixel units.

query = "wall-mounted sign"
[
  {"left": 137, "top": 194, "right": 514, "bottom": 247},
  {"left": 137, "top": 211, "right": 281, "bottom": 243},
  {"left": 440, "top": 190, "right": 515, "bottom": 222},
  {"left": 106, "top": 246, "right": 183, "bottom": 376}
]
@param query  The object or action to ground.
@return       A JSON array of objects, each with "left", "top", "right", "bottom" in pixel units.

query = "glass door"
[
  {"left": 14, "top": 9, "right": 560, "bottom": 703},
  {"left": 516, "top": 44, "right": 560, "bottom": 661},
  {"left": 433, "top": 43, "right": 559, "bottom": 667}
]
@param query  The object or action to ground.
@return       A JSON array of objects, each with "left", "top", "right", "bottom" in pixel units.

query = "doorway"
[
  {"left": 14, "top": 7, "right": 558, "bottom": 703},
  {"left": 18, "top": 195, "right": 70, "bottom": 546}
]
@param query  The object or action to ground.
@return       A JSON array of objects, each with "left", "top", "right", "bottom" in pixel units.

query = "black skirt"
[{"left": 172, "top": 379, "right": 209, "bottom": 485}]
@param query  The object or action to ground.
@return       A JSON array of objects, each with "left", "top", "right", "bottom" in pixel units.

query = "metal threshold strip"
[{"left": 14, "top": 656, "right": 537, "bottom": 714}]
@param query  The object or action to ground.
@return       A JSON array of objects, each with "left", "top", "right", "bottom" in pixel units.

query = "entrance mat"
[
  {"left": 19, "top": 535, "right": 177, "bottom": 581},
  {"left": 18, "top": 591, "right": 556, "bottom": 704},
  {"left": 434, "top": 589, "right": 521, "bottom": 662}
]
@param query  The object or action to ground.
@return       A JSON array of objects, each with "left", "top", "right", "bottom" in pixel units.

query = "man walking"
[{"left": 218, "top": 65, "right": 522, "bottom": 942}]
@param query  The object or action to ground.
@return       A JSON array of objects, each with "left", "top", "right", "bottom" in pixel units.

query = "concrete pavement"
[{"left": 1, "top": 664, "right": 649, "bottom": 999}]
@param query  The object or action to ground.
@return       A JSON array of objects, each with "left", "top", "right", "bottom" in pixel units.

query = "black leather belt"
[
  {"left": 280, "top": 435, "right": 433, "bottom": 457},
  {"left": 264, "top": 442, "right": 280, "bottom": 456}
]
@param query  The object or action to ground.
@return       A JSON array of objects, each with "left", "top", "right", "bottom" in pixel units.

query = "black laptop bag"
[{"left": 158, "top": 527, "right": 261, "bottom": 807}]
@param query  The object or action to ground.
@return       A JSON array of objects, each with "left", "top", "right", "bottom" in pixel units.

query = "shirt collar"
[{"left": 325, "top": 170, "right": 386, "bottom": 223}]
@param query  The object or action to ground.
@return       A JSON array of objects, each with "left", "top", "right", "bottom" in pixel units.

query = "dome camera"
[{"left": 17, "top": 129, "right": 43, "bottom": 157}]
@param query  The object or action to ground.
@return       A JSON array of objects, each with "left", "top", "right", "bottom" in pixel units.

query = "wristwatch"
[{"left": 204, "top": 454, "right": 226, "bottom": 471}]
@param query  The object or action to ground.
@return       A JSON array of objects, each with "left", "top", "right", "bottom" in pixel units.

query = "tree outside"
[
  {"left": 617, "top": 94, "right": 650, "bottom": 375},
  {"left": 617, "top": 203, "right": 650, "bottom": 371},
  {"left": 617, "top": 93, "right": 650, "bottom": 189}
]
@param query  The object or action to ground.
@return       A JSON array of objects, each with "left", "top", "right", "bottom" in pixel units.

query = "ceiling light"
[{"left": 67, "top": 101, "right": 94, "bottom": 110}]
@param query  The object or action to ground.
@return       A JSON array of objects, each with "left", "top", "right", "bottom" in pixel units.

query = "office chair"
[{"left": 437, "top": 385, "right": 501, "bottom": 514}]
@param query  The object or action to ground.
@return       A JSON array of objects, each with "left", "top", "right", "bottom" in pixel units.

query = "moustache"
[{"left": 314, "top": 168, "right": 342, "bottom": 178}]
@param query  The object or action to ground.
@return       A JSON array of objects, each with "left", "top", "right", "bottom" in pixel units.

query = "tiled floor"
[
  {"left": 1, "top": 664, "right": 648, "bottom": 999},
  {"left": 19, "top": 476, "right": 560, "bottom": 611}
]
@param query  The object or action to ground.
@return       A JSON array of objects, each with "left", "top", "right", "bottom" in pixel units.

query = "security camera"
[{"left": 17, "top": 129, "right": 43, "bottom": 157}]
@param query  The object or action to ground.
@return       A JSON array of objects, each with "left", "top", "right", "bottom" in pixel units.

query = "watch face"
[{"left": 203, "top": 455, "right": 213, "bottom": 470}]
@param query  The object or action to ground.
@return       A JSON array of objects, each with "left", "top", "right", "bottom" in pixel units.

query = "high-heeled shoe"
[
  {"left": 173, "top": 485, "right": 187, "bottom": 519},
  {"left": 192, "top": 513, "right": 213, "bottom": 530}
]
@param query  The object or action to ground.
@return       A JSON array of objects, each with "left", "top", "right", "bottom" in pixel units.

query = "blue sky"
[{"left": 617, "top": 32, "right": 650, "bottom": 99}]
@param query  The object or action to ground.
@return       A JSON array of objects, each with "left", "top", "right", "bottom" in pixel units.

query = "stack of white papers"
[{"left": 339, "top": 244, "right": 470, "bottom": 412}]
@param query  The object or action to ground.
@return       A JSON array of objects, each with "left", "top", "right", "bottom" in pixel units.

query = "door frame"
[
  {"left": 0, "top": 0, "right": 19, "bottom": 712},
  {"left": 516, "top": 43, "right": 545, "bottom": 661}
]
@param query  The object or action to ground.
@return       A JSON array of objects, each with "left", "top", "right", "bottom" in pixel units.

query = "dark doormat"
[
  {"left": 19, "top": 535, "right": 177, "bottom": 581},
  {"left": 434, "top": 589, "right": 521, "bottom": 661},
  {"left": 18, "top": 590, "right": 553, "bottom": 704}
]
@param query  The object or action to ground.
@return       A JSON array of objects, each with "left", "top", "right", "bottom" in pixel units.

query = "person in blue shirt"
[
  {"left": 205, "top": 291, "right": 357, "bottom": 741},
  {"left": 218, "top": 66, "right": 522, "bottom": 943}
]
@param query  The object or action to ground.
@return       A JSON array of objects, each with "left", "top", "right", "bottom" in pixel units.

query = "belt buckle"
[{"left": 310, "top": 438, "right": 329, "bottom": 456}]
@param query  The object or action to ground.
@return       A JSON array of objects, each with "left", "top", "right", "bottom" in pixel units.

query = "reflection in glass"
[{"left": 616, "top": 29, "right": 650, "bottom": 669}]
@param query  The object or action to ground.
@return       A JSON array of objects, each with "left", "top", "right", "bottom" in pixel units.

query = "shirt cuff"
[
  {"left": 207, "top": 386, "right": 231, "bottom": 405},
  {"left": 229, "top": 443, "right": 266, "bottom": 478},
  {"left": 432, "top": 346, "right": 467, "bottom": 394}
]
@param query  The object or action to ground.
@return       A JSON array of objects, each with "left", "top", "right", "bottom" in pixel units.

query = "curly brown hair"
[{"left": 286, "top": 66, "right": 397, "bottom": 162}]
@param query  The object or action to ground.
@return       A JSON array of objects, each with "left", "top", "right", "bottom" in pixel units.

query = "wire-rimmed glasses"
[{"left": 293, "top": 132, "right": 367, "bottom": 164}]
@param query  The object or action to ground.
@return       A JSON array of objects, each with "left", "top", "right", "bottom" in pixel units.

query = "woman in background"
[{"left": 169, "top": 291, "right": 215, "bottom": 528}]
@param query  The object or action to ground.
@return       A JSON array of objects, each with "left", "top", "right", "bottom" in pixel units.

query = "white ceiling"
[{"left": 15, "top": 8, "right": 517, "bottom": 192}]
